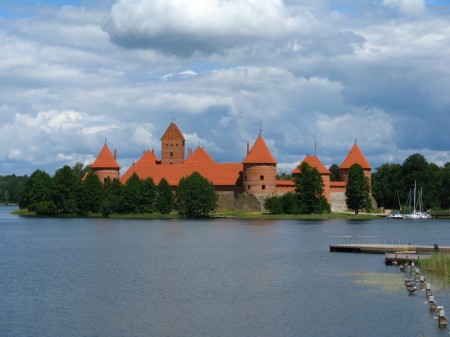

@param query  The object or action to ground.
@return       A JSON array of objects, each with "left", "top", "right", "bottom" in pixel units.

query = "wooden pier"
[
  {"left": 329, "top": 236, "right": 450, "bottom": 265},
  {"left": 329, "top": 236, "right": 449, "bottom": 254}
]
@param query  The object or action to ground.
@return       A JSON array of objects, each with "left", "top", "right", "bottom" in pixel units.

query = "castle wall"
[
  {"left": 243, "top": 164, "right": 276, "bottom": 194},
  {"left": 234, "top": 193, "right": 264, "bottom": 211},
  {"left": 330, "top": 191, "right": 347, "bottom": 212},
  {"left": 216, "top": 191, "right": 236, "bottom": 210}
]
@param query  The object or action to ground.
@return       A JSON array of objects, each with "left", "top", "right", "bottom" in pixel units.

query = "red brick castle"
[{"left": 90, "top": 122, "right": 372, "bottom": 212}]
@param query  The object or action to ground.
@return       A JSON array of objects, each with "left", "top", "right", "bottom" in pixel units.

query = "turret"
[
  {"left": 91, "top": 143, "right": 121, "bottom": 182},
  {"left": 242, "top": 135, "right": 277, "bottom": 194},
  {"left": 161, "top": 122, "right": 185, "bottom": 164},
  {"left": 339, "top": 142, "right": 372, "bottom": 188}
]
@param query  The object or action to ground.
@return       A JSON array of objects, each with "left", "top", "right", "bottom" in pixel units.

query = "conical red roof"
[
  {"left": 292, "top": 155, "right": 330, "bottom": 175},
  {"left": 91, "top": 143, "right": 121, "bottom": 169},
  {"left": 340, "top": 143, "right": 371, "bottom": 169},
  {"left": 160, "top": 122, "right": 185, "bottom": 141},
  {"left": 243, "top": 135, "right": 277, "bottom": 164},
  {"left": 185, "top": 147, "right": 216, "bottom": 164}
]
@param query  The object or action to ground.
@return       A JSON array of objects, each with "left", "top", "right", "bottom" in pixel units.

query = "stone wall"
[
  {"left": 217, "top": 191, "right": 236, "bottom": 210},
  {"left": 330, "top": 191, "right": 347, "bottom": 212},
  {"left": 234, "top": 193, "right": 263, "bottom": 211}
]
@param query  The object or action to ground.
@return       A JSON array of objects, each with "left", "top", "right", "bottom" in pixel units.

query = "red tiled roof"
[
  {"left": 121, "top": 161, "right": 242, "bottom": 186},
  {"left": 185, "top": 147, "right": 217, "bottom": 164},
  {"left": 91, "top": 144, "right": 121, "bottom": 169},
  {"left": 161, "top": 122, "right": 185, "bottom": 141},
  {"left": 243, "top": 135, "right": 277, "bottom": 164},
  {"left": 135, "top": 150, "right": 160, "bottom": 165},
  {"left": 292, "top": 155, "right": 331, "bottom": 175},
  {"left": 340, "top": 143, "right": 372, "bottom": 169}
]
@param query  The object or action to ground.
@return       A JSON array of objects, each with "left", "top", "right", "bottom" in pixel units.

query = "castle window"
[
  {"left": 245, "top": 175, "right": 247, "bottom": 181},
  {"left": 170, "top": 152, "right": 173, "bottom": 157},
  {"left": 260, "top": 175, "right": 264, "bottom": 181},
  {"left": 248, "top": 185, "right": 251, "bottom": 190},
  {"left": 262, "top": 185, "right": 266, "bottom": 190}
]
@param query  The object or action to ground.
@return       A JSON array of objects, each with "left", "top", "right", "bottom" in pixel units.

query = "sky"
[{"left": 1, "top": 0, "right": 449, "bottom": 176}]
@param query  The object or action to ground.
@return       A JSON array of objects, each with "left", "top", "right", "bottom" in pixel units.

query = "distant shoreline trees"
[{"left": 372, "top": 154, "right": 450, "bottom": 210}]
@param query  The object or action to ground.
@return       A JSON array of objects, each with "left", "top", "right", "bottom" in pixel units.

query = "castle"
[{"left": 90, "top": 122, "right": 372, "bottom": 212}]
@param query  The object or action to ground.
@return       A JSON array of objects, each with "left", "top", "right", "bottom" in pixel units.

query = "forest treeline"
[
  {"left": 371, "top": 154, "right": 450, "bottom": 210},
  {"left": 1, "top": 152, "right": 449, "bottom": 213}
]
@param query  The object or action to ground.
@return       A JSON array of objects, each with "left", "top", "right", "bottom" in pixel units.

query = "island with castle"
[{"left": 89, "top": 122, "right": 372, "bottom": 212}]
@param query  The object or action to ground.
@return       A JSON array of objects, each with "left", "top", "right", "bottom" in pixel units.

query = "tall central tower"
[{"left": 161, "top": 122, "right": 185, "bottom": 164}]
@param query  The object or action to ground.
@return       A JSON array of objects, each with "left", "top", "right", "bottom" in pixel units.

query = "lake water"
[{"left": 1, "top": 206, "right": 450, "bottom": 337}]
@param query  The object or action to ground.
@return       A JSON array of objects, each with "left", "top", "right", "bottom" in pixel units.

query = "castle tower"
[
  {"left": 339, "top": 142, "right": 372, "bottom": 188},
  {"left": 91, "top": 143, "right": 121, "bottom": 182},
  {"left": 292, "top": 155, "right": 331, "bottom": 202},
  {"left": 242, "top": 135, "right": 277, "bottom": 194},
  {"left": 161, "top": 122, "right": 185, "bottom": 164}
]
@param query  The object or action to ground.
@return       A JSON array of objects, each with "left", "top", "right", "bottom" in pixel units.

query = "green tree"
[
  {"left": 121, "top": 173, "right": 143, "bottom": 213},
  {"left": 329, "top": 164, "right": 340, "bottom": 182},
  {"left": 281, "top": 192, "right": 301, "bottom": 214},
  {"left": 372, "top": 163, "right": 403, "bottom": 209},
  {"left": 441, "top": 163, "right": 450, "bottom": 209},
  {"left": 52, "top": 165, "right": 80, "bottom": 214},
  {"left": 264, "top": 196, "right": 283, "bottom": 214},
  {"left": 0, "top": 174, "right": 27, "bottom": 204},
  {"left": 72, "top": 162, "right": 89, "bottom": 181},
  {"left": 78, "top": 173, "right": 103, "bottom": 215},
  {"left": 156, "top": 178, "right": 173, "bottom": 214},
  {"left": 295, "top": 162, "right": 329, "bottom": 214},
  {"left": 345, "top": 163, "right": 371, "bottom": 215},
  {"left": 177, "top": 172, "right": 218, "bottom": 217},
  {"left": 401, "top": 154, "right": 441, "bottom": 209},
  {"left": 19, "top": 170, "right": 53, "bottom": 210},
  {"left": 101, "top": 177, "right": 122, "bottom": 217},
  {"left": 141, "top": 177, "right": 157, "bottom": 213}
]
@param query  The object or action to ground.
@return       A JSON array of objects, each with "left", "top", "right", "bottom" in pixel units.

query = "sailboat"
[
  {"left": 386, "top": 190, "right": 404, "bottom": 219},
  {"left": 402, "top": 181, "right": 432, "bottom": 219}
]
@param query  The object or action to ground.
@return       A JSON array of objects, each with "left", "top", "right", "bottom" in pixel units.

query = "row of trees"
[
  {"left": 372, "top": 154, "right": 450, "bottom": 210},
  {"left": 19, "top": 165, "right": 218, "bottom": 217},
  {"left": 0, "top": 175, "right": 27, "bottom": 204}
]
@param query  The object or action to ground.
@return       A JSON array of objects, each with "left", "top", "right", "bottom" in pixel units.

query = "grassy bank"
[
  {"left": 12, "top": 208, "right": 378, "bottom": 220},
  {"left": 418, "top": 252, "right": 450, "bottom": 284}
]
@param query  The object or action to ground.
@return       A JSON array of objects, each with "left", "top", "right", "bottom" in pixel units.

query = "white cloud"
[
  {"left": 104, "top": 0, "right": 293, "bottom": 56},
  {"left": 0, "top": 0, "right": 449, "bottom": 176},
  {"left": 382, "top": 0, "right": 426, "bottom": 16}
]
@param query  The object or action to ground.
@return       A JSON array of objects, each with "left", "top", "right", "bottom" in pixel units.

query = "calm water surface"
[{"left": 1, "top": 206, "right": 450, "bottom": 337}]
